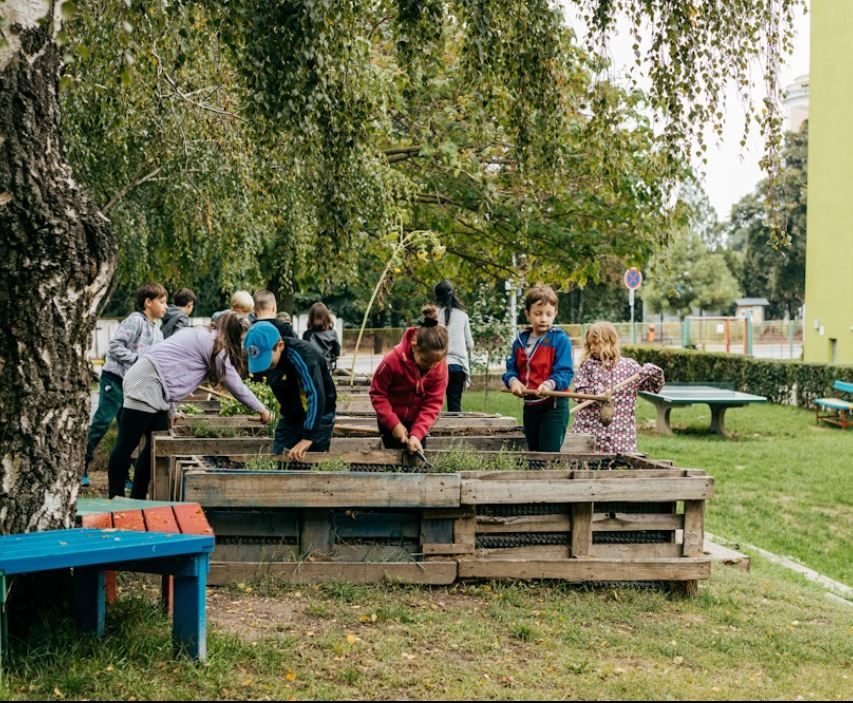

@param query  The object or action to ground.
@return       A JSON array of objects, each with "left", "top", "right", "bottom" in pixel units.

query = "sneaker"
[{"left": 81, "top": 475, "right": 90, "bottom": 488}]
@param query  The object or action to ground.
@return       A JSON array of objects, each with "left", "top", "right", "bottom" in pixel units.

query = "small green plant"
[
  {"left": 178, "top": 403, "right": 204, "bottom": 415},
  {"left": 191, "top": 421, "right": 238, "bottom": 439},
  {"left": 244, "top": 453, "right": 281, "bottom": 471},
  {"left": 312, "top": 458, "right": 351, "bottom": 472}
]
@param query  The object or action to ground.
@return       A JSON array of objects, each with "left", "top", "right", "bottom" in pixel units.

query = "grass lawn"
[
  {"left": 463, "top": 390, "right": 853, "bottom": 585},
  {"left": 10, "top": 389, "right": 845, "bottom": 699},
  {"left": 1, "top": 559, "right": 850, "bottom": 700}
]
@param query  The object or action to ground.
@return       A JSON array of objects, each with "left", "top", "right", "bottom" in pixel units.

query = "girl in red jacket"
[{"left": 370, "top": 306, "right": 449, "bottom": 453}]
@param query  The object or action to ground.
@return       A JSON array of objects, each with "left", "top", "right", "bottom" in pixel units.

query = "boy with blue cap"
[{"left": 244, "top": 321, "right": 337, "bottom": 461}]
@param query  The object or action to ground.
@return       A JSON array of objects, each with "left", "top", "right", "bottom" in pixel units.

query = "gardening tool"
[
  {"left": 411, "top": 447, "right": 434, "bottom": 471},
  {"left": 501, "top": 372, "right": 644, "bottom": 427},
  {"left": 199, "top": 385, "right": 233, "bottom": 402}
]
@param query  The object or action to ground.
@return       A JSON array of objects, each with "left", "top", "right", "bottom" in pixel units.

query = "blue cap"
[{"left": 243, "top": 321, "right": 281, "bottom": 373}]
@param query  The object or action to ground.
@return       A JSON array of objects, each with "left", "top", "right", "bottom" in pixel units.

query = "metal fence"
[{"left": 88, "top": 317, "right": 804, "bottom": 371}]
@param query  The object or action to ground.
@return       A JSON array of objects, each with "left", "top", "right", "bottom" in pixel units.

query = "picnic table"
[
  {"left": 639, "top": 382, "right": 767, "bottom": 436},
  {"left": 0, "top": 528, "right": 214, "bottom": 669}
]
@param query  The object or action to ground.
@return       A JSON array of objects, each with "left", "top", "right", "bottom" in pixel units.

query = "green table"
[{"left": 639, "top": 383, "right": 767, "bottom": 436}]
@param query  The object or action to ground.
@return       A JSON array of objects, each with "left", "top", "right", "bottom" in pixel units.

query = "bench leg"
[
  {"left": 709, "top": 406, "right": 728, "bottom": 435},
  {"left": 72, "top": 568, "right": 106, "bottom": 636},
  {"left": 654, "top": 404, "right": 673, "bottom": 434},
  {"left": 172, "top": 554, "right": 208, "bottom": 663}
]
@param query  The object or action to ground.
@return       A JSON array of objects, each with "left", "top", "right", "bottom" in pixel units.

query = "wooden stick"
[
  {"left": 569, "top": 373, "right": 643, "bottom": 415},
  {"left": 335, "top": 424, "right": 382, "bottom": 435},
  {"left": 198, "top": 385, "right": 233, "bottom": 402},
  {"left": 501, "top": 388, "right": 608, "bottom": 402}
]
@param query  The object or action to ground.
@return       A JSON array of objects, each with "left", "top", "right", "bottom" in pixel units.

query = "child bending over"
[
  {"left": 570, "top": 321, "right": 664, "bottom": 453},
  {"left": 370, "top": 306, "right": 449, "bottom": 454}
]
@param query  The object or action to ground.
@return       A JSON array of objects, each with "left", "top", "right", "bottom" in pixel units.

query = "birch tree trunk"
[{"left": 0, "top": 0, "right": 116, "bottom": 533}]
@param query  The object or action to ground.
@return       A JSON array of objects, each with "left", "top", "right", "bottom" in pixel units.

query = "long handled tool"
[
  {"left": 199, "top": 384, "right": 233, "bottom": 402},
  {"left": 501, "top": 372, "right": 643, "bottom": 426}
]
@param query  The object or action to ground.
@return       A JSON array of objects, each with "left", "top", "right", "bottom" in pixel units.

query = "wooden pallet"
[{"left": 159, "top": 455, "right": 712, "bottom": 593}]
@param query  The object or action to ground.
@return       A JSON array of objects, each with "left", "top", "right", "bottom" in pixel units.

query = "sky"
[{"left": 562, "top": 1, "right": 811, "bottom": 221}]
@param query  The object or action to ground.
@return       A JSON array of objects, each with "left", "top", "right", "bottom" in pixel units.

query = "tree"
[
  {"left": 0, "top": 0, "right": 806, "bottom": 533},
  {"left": 0, "top": 2, "right": 114, "bottom": 531},
  {"left": 726, "top": 123, "right": 807, "bottom": 318},
  {"left": 643, "top": 229, "right": 741, "bottom": 318}
]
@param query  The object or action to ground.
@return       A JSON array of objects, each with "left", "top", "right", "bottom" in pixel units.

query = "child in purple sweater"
[{"left": 107, "top": 312, "right": 272, "bottom": 498}]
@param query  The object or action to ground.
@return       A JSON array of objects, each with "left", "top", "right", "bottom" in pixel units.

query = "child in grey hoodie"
[
  {"left": 160, "top": 288, "right": 196, "bottom": 338},
  {"left": 83, "top": 283, "right": 167, "bottom": 486},
  {"left": 302, "top": 302, "right": 340, "bottom": 370}
]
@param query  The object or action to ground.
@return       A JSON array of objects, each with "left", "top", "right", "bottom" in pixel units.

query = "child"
[
  {"left": 252, "top": 289, "right": 296, "bottom": 339},
  {"left": 107, "top": 312, "right": 272, "bottom": 498},
  {"left": 370, "top": 306, "right": 449, "bottom": 454},
  {"left": 302, "top": 302, "right": 341, "bottom": 369},
  {"left": 160, "top": 287, "right": 197, "bottom": 338},
  {"left": 571, "top": 321, "right": 664, "bottom": 454},
  {"left": 211, "top": 290, "right": 254, "bottom": 322},
  {"left": 243, "top": 321, "right": 337, "bottom": 461},
  {"left": 83, "top": 283, "right": 167, "bottom": 486},
  {"left": 503, "top": 284, "right": 574, "bottom": 452},
  {"left": 434, "top": 280, "right": 474, "bottom": 412}
]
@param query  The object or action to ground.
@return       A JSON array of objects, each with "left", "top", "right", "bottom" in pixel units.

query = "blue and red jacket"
[{"left": 502, "top": 327, "right": 574, "bottom": 404}]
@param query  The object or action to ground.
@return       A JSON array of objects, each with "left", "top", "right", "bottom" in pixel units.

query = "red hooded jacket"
[{"left": 369, "top": 327, "right": 449, "bottom": 440}]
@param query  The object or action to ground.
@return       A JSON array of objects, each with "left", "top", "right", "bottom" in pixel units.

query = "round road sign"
[{"left": 624, "top": 267, "right": 643, "bottom": 290}]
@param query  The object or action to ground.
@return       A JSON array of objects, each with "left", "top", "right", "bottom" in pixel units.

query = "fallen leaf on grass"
[{"left": 285, "top": 671, "right": 297, "bottom": 682}]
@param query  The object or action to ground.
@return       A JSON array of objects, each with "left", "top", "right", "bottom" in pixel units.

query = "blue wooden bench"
[
  {"left": 814, "top": 380, "right": 853, "bottom": 430},
  {"left": 0, "top": 528, "right": 214, "bottom": 670}
]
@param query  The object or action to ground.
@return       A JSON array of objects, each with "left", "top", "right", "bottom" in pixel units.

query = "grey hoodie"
[
  {"left": 161, "top": 304, "right": 190, "bottom": 339},
  {"left": 103, "top": 312, "right": 164, "bottom": 379}
]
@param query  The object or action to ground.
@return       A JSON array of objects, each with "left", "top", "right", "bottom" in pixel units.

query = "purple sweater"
[{"left": 140, "top": 327, "right": 265, "bottom": 412}]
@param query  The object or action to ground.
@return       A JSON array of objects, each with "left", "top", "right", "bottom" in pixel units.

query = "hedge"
[{"left": 623, "top": 345, "right": 853, "bottom": 409}]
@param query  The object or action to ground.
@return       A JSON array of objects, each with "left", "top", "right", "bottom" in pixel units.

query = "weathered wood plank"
[
  {"left": 153, "top": 436, "right": 383, "bottom": 456},
  {"left": 571, "top": 503, "right": 593, "bottom": 557},
  {"left": 207, "top": 561, "right": 458, "bottom": 585},
  {"left": 457, "top": 558, "right": 711, "bottom": 582},
  {"left": 472, "top": 545, "right": 570, "bottom": 561},
  {"left": 331, "top": 545, "right": 418, "bottom": 562},
  {"left": 460, "top": 477, "right": 714, "bottom": 504},
  {"left": 592, "top": 513, "right": 682, "bottom": 532},
  {"left": 301, "top": 509, "right": 333, "bottom": 557},
  {"left": 476, "top": 514, "right": 571, "bottom": 533},
  {"left": 422, "top": 543, "right": 475, "bottom": 556},
  {"left": 183, "top": 471, "right": 462, "bottom": 509},
  {"left": 589, "top": 543, "right": 684, "bottom": 559},
  {"left": 682, "top": 500, "right": 705, "bottom": 557}
]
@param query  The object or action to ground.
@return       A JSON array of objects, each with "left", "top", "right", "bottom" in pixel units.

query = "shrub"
[{"left": 623, "top": 345, "right": 853, "bottom": 409}]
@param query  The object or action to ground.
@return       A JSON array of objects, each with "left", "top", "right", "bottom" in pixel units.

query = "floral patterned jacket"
[{"left": 570, "top": 357, "right": 664, "bottom": 454}]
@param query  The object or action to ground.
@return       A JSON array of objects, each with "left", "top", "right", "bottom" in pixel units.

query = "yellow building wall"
[{"left": 804, "top": 0, "right": 853, "bottom": 364}]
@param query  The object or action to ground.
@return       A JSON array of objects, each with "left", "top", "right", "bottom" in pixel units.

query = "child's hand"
[
  {"left": 169, "top": 412, "right": 185, "bottom": 428},
  {"left": 287, "top": 439, "right": 313, "bottom": 462},
  {"left": 391, "top": 423, "right": 409, "bottom": 443},
  {"left": 509, "top": 379, "right": 526, "bottom": 398},
  {"left": 536, "top": 382, "right": 553, "bottom": 397},
  {"left": 406, "top": 435, "right": 423, "bottom": 454},
  {"left": 259, "top": 409, "right": 273, "bottom": 424}
]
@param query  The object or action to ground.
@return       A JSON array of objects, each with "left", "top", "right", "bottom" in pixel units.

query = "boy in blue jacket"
[{"left": 502, "top": 284, "right": 574, "bottom": 452}]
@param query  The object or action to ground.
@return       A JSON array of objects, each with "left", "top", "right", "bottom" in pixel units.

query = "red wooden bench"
[{"left": 76, "top": 498, "right": 213, "bottom": 609}]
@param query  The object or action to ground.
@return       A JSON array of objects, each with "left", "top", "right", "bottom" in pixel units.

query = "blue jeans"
[{"left": 273, "top": 413, "right": 335, "bottom": 454}]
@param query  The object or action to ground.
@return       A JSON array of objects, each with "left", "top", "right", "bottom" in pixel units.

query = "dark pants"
[
  {"left": 273, "top": 413, "right": 335, "bottom": 455},
  {"left": 523, "top": 398, "right": 569, "bottom": 452},
  {"left": 85, "top": 371, "right": 124, "bottom": 470},
  {"left": 446, "top": 368, "right": 467, "bottom": 413},
  {"left": 377, "top": 420, "right": 428, "bottom": 450},
  {"left": 107, "top": 407, "right": 169, "bottom": 499}
]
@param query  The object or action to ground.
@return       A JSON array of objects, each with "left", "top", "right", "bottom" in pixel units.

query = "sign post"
[{"left": 623, "top": 267, "right": 643, "bottom": 344}]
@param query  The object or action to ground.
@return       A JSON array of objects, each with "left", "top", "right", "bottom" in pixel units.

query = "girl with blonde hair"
[{"left": 570, "top": 321, "right": 664, "bottom": 453}]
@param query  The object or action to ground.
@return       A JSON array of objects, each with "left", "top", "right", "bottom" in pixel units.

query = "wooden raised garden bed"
[{"left": 148, "top": 439, "right": 712, "bottom": 594}]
